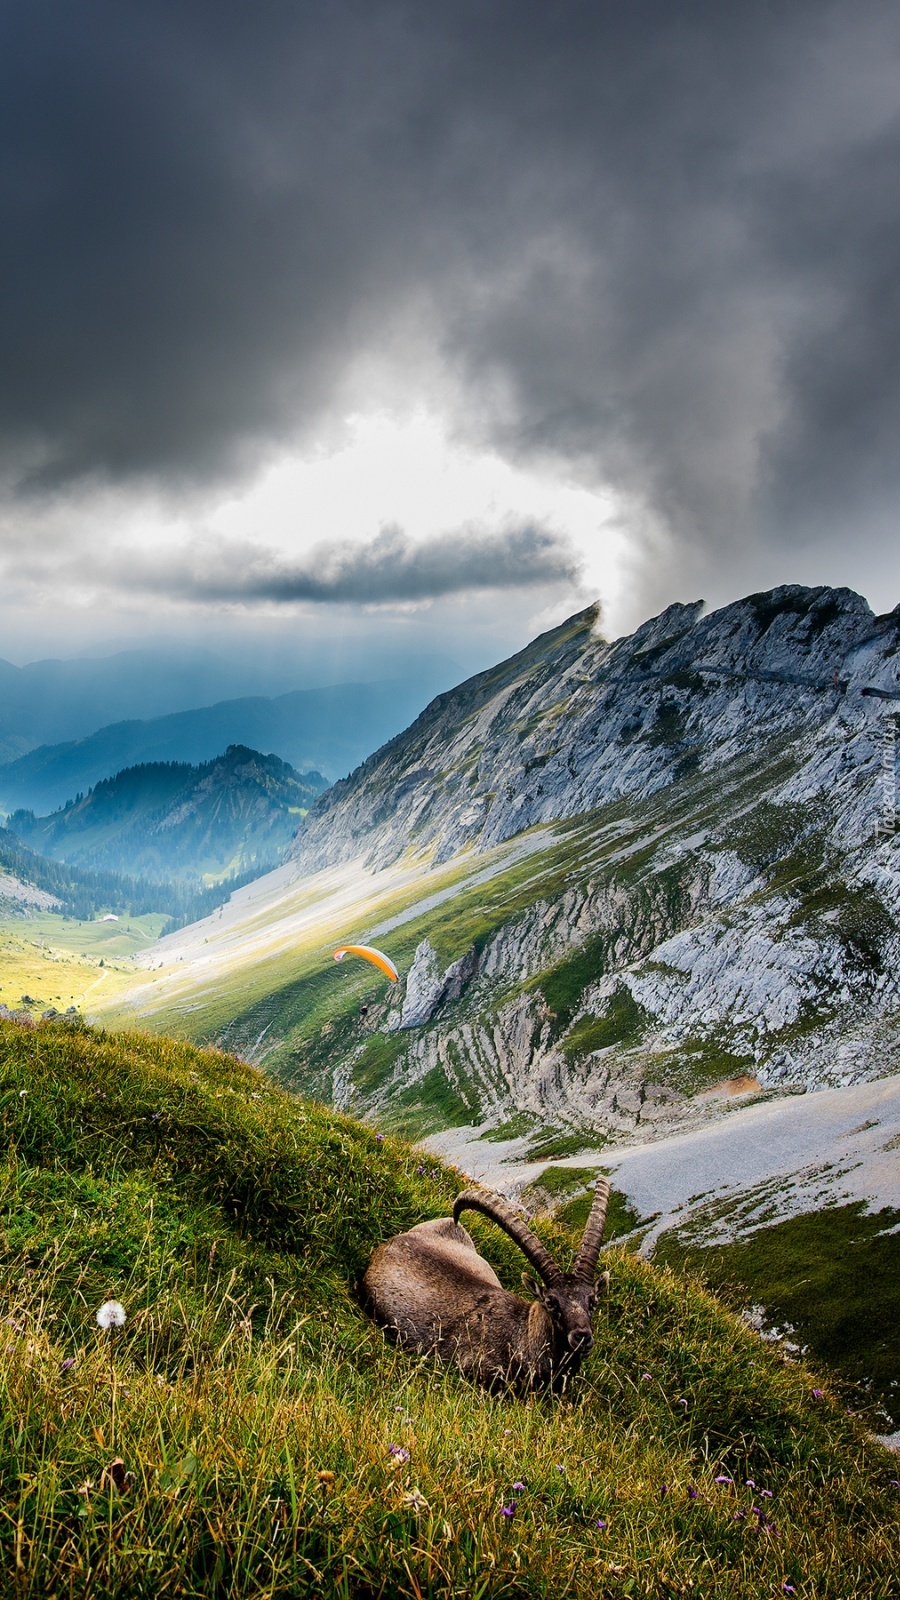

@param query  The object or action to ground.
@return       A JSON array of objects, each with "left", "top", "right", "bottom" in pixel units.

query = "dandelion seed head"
[{"left": 96, "top": 1300, "right": 126, "bottom": 1330}]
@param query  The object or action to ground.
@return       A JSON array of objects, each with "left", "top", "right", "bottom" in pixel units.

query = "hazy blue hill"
[
  {"left": 0, "top": 675, "right": 452, "bottom": 813},
  {"left": 0, "top": 647, "right": 269, "bottom": 751},
  {"left": 8, "top": 745, "right": 325, "bottom": 884}
]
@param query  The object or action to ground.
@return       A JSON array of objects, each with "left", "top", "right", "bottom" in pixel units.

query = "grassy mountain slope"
[
  {"left": 8, "top": 746, "right": 325, "bottom": 885},
  {"left": 2, "top": 1016, "right": 897, "bottom": 1599}
]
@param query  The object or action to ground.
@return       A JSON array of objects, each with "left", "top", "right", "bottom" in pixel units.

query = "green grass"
[
  {"left": 524, "top": 1164, "right": 600, "bottom": 1201},
  {"left": 1, "top": 1018, "right": 899, "bottom": 1597},
  {"left": 380, "top": 1064, "right": 479, "bottom": 1139},
  {"left": 561, "top": 986, "right": 649, "bottom": 1060},
  {"left": 556, "top": 1186, "right": 648, "bottom": 1243},
  {"left": 655, "top": 1200, "right": 900, "bottom": 1430},
  {"left": 525, "top": 1130, "right": 604, "bottom": 1159},
  {"left": 0, "top": 911, "right": 167, "bottom": 1020}
]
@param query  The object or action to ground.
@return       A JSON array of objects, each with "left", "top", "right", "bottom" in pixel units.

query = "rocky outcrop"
[
  {"left": 291, "top": 587, "right": 900, "bottom": 875},
  {"left": 395, "top": 939, "right": 480, "bottom": 1029}
]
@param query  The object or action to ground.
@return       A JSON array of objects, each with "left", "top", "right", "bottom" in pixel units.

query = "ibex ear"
[
  {"left": 521, "top": 1273, "right": 542, "bottom": 1298},
  {"left": 596, "top": 1269, "right": 610, "bottom": 1294}
]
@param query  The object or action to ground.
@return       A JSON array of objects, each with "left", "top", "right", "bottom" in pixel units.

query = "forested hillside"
[{"left": 8, "top": 746, "right": 325, "bottom": 884}]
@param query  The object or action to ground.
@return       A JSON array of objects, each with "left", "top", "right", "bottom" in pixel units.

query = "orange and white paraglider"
[{"left": 333, "top": 944, "right": 400, "bottom": 984}]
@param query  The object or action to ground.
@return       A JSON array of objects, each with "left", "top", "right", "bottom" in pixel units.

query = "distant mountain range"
[
  {"left": 0, "top": 676, "right": 448, "bottom": 814},
  {"left": 8, "top": 745, "right": 325, "bottom": 884},
  {"left": 0, "top": 645, "right": 460, "bottom": 766}
]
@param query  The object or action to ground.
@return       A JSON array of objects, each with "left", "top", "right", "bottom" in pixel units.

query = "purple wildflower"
[
  {"left": 415, "top": 1165, "right": 425, "bottom": 1175},
  {"left": 760, "top": 1488, "right": 773, "bottom": 1499},
  {"left": 60, "top": 1357, "right": 75, "bottom": 1371},
  {"left": 744, "top": 1479, "right": 756, "bottom": 1489},
  {"left": 677, "top": 1397, "right": 689, "bottom": 1408},
  {"left": 501, "top": 1502, "right": 517, "bottom": 1518},
  {"left": 641, "top": 1372, "right": 652, "bottom": 1382},
  {"left": 811, "top": 1388, "right": 824, "bottom": 1399},
  {"left": 783, "top": 1586, "right": 796, "bottom": 1595},
  {"left": 595, "top": 1519, "right": 607, "bottom": 1529},
  {"left": 687, "top": 1486, "right": 699, "bottom": 1501},
  {"left": 732, "top": 1510, "right": 746, "bottom": 1521},
  {"left": 555, "top": 1464, "right": 566, "bottom": 1473},
  {"left": 660, "top": 1483, "right": 669, "bottom": 1497},
  {"left": 387, "top": 1444, "right": 410, "bottom": 1463},
  {"left": 714, "top": 1475, "right": 732, "bottom": 1485},
  {"left": 511, "top": 1481, "right": 526, "bottom": 1493},
  {"left": 375, "top": 1134, "right": 385, "bottom": 1142},
  {"left": 890, "top": 1480, "right": 900, "bottom": 1489}
]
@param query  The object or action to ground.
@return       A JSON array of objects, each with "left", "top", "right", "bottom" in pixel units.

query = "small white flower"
[{"left": 96, "top": 1300, "right": 126, "bottom": 1330}]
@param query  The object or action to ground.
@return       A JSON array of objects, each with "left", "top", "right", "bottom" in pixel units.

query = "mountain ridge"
[
  {"left": 290, "top": 585, "right": 900, "bottom": 874},
  {"left": 8, "top": 744, "right": 325, "bottom": 885},
  {"left": 0, "top": 672, "right": 451, "bottom": 813}
]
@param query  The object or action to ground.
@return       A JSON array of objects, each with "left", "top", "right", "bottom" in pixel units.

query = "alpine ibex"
[{"left": 361, "top": 1179, "right": 611, "bottom": 1389}]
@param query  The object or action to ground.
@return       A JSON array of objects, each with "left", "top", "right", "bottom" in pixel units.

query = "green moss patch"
[{"left": 655, "top": 1200, "right": 900, "bottom": 1428}]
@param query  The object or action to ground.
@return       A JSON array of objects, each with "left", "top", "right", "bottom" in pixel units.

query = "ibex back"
[{"left": 361, "top": 1180, "right": 611, "bottom": 1390}]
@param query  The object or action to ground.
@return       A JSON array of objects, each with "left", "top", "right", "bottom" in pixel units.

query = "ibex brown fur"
[{"left": 361, "top": 1179, "right": 611, "bottom": 1389}]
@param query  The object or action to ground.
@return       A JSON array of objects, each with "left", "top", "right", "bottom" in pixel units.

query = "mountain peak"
[{"left": 290, "top": 584, "right": 898, "bottom": 874}]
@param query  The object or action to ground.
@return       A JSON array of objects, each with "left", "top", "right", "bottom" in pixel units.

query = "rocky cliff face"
[
  {"left": 292, "top": 586, "right": 900, "bottom": 874},
  {"left": 221, "top": 586, "right": 900, "bottom": 1150}
]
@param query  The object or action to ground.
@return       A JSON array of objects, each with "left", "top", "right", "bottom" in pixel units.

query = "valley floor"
[
  {"left": 422, "top": 1070, "right": 900, "bottom": 1244},
  {"left": 0, "top": 908, "right": 167, "bottom": 1018}
]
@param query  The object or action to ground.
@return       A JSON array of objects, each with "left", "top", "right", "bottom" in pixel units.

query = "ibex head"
[{"left": 452, "top": 1177, "right": 611, "bottom": 1368}]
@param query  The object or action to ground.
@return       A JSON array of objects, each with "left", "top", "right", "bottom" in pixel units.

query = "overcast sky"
[{"left": 1, "top": 0, "right": 899, "bottom": 676}]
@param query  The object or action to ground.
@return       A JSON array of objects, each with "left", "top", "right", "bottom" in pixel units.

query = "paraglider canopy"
[{"left": 333, "top": 944, "right": 399, "bottom": 984}]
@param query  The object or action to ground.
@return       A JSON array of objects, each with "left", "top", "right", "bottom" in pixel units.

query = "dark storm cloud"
[
  {"left": 93, "top": 522, "right": 580, "bottom": 605},
  {"left": 2, "top": 0, "right": 900, "bottom": 591}
]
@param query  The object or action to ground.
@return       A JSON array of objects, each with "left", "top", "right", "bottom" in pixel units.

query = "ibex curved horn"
[
  {"left": 571, "top": 1176, "right": 611, "bottom": 1282},
  {"left": 453, "top": 1187, "right": 563, "bottom": 1286}
]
